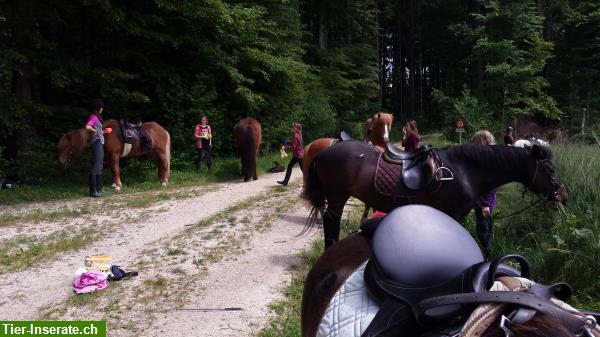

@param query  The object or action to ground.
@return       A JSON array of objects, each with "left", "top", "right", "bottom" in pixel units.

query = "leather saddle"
[
  {"left": 359, "top": 205, "right": 583, "bottom": 337},
  {"left": 383, "top": 143, "right": 436, "bottom": 190},
  {"left": 119, "top": 120, "right": 152, "bottom": 153}
]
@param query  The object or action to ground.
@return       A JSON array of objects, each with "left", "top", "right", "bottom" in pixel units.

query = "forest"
[{"left": 1, "top": 0, "right": 599, "bottom": 178}]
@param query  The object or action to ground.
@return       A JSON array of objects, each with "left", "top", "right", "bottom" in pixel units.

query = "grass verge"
[
  {"left": 258, "top": 201, "right": 360, "bottom": 337},
  {"left": 0, "top": 151, "right": 284, "bottom": 205}
]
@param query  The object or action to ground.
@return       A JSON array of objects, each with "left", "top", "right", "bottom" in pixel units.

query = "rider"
[
  {"left": 401, "top": 119, "right": 420, "bottom": 152},
  {"left": 472, "top": 130, "right": 497, "bottom": 258},
  {"left": 277, "top": 122, "right": 304, "bottom": 186},
  {"left": 194, "top": 115, "right": 212, "bottom": 173},
  {"left": 85, "top": 98, "right": 105, "bottom": 197}
]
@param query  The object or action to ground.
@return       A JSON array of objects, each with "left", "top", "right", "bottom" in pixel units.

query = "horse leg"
[
  {"left": 110, "top": 153, "right": 122, "bottom": 191},
  {"left": 322, "top": 197, "right": 348, "bottom": 249},
  {"left": 156, "top": 152, "right": 169, "bottom": 187}
]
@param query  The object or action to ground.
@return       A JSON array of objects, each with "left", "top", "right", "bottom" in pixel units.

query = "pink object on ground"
[
  {"left": 72, "top": 270, "right": 108, "bottom": 294},
  {"left": 370, "top": 211, "right": 387, "bottom": 219}
]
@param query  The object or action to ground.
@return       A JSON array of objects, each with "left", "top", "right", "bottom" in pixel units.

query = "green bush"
[{"left": 492, "top": 144, "right": 600, "bottom": 308}]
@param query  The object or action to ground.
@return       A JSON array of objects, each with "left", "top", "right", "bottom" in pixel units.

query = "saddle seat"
[
  {"left": 382, "top": 144, "right": 436, "bottom": 190},
  {"left": 119, "top": 119, "right": 152, "bottom": 154},
  {"left": 361, "top": 206, "right": 524, "bottom": 336}
]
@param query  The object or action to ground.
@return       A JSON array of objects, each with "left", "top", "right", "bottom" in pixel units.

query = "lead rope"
[{"left": 494, "top": 161, "right": 543, "bottom": 220}]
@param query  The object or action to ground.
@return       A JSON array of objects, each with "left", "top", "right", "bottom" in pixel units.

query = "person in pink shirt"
[
  {"left": 194, "top": 115, "right": 212, "bottom": 173},
  {"left": 85, "top": 99, "right": 104, "bottom": 197},
  {"left": 277, "top": 122, "right": 304, "bottom": 186}
]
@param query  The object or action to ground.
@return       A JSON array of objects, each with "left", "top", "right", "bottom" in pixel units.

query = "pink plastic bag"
[{"left": 73, "top": 270, "right": 108, "bottom": 294}]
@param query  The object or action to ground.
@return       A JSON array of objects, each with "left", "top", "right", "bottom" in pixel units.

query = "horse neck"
[
  {"left": 75, "top": 129, "right": 91, "bottom": 152},
  {"left": 445, "top": 145, "right": 531, "bottom": 196}
]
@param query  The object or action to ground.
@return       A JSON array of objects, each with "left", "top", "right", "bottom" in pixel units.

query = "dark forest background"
[{"left": 1, "top": 0, "right": 599, "bottom": 177}]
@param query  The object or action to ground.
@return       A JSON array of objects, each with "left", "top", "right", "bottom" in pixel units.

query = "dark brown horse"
[
  {"left": 304, "top": 141, "right": 567, "bottom": 248},
  {"left": 58, "top": 119, "right": 171, "bottom": 190},
  {"left": 234, "top": 117, "right": 262, "bottom": 182},
  {"left": 301, "top": 231, "right": 598, "bottom": 337}
]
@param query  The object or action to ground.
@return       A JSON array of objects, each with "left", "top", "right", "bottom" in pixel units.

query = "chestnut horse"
[
  {"left": 234, "top": 117, "right": 262, "bottom": 182},
  {"left": 302, "top": 112, "right": 393, "bottom": 185},
  {"left": 58, "top": 119, "right": 171, "bottom": 190},
  {"left": 304, "top": 142, "right": 567, "bottom": 248}
]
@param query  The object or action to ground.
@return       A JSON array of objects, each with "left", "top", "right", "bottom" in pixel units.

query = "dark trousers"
[
  {"left": 281, "top": 157, "right": 303, "bottom": 185},
  {"left": 90, "top": 141, "right": 104, "bottom": 175},
  {"left": 196, "top": 146, "right": 212, "bottom": 172},
  {"left": 475, "top": 208, "right": 493, "bottom": 257}
]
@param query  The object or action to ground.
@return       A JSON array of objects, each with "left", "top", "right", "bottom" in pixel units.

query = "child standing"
[
  {"left": 401, "top": 119, "right": 420, "bottom": 152},
  {"left": 277, "top": 123, "right": 304, "bottom": 186},
  {"left": 194, "top": 115, "right": 212, "bottom": 173},
  {"left": 472, "top": 130, "right": 497, "bottom": 258}
]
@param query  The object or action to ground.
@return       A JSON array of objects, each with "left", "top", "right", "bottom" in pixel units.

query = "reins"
[
  {"left": 494, "top": 159, "right": 558, "bottom": 220},
  {"left": 494, "top": 196, "right": 543, "bottom": 220}
]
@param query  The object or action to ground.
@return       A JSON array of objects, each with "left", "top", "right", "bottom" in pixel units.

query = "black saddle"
[
  {"left": 360, "top": 205, "right": 594, "bottom": 337},
  {"left": 119, "top": 120, "right": 152, "bottom": 153},
  {"left": 383, "top": 144, "right": 435, "bottom": 190}
]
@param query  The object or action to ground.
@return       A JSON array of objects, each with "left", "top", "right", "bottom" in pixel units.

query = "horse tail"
[
  {"left": 245, "top": 125, "right": 257, "bottom": 180},
  {"left": 298, "top": 156, "right": 326, "bottom": 235}
]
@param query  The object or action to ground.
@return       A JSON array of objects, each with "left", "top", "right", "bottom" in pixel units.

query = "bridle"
[
  {"left": 496, "top": 158, "right": 563, "bottom": 220},
  {"left": 529, "top": 158, "right": 563, "bottom": 202}
]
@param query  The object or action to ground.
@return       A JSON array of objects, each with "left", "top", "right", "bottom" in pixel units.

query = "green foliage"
[
  {"left": 493, "top": 145, "right": 600, "bottom": 307},
  {"left": 432, "top": 88, "right": 495, "bottom": 139}
]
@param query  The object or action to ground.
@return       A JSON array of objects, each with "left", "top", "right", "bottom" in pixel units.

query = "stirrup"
[{"left": 435, "top": 166, "right": 454, "bottom": 181}]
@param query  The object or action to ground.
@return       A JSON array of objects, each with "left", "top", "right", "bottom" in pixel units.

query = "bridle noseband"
[{"left": 529, "top": 158, "right": 563, "bottom": 202}]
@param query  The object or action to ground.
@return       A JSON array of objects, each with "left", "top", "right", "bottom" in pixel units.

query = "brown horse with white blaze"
[
  {"left": 234, "top": 117, "right": 262, "bottom": 182},
  {"left": 58, "top": 119, "right": 171, "bottom": 190},
  {"left": 302, "top": 112, "right": 393, "bottom": 185}
]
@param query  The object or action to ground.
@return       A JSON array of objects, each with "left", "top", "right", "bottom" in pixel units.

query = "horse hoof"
[
  {"left": 111, "top": 183, "right": 117, "bottom": 188},
  {"left": 115, "top": 186, "right": 122, "bottom": 192},
  {"left": 161, "top": 182, "right": 168, "bottom": 187}
]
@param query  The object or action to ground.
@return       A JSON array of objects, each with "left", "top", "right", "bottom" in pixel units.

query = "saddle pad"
[
  {"left": 373, "top": 155, "right": 440, "bottom": 198},
  {"left": 374, "top": 155, "right": 402, "bottom": 196},
  {"left": 317, "top": 263, "right": 380, "bottom": 337}
]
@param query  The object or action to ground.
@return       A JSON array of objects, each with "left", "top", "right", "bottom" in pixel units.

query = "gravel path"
[{"left": 0, "top": 169, "right": 315, "bottom": 336}]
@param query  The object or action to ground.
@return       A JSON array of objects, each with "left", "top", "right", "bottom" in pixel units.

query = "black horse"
[{"left": 303, "top": 141, "right": 567, "bottom": 248}]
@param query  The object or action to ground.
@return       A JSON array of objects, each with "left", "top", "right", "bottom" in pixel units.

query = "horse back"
[{"left": 301, "top": 233, "right": 372, "bottom": 337}]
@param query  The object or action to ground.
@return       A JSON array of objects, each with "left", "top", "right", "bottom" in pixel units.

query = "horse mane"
[{"left": 443, "top": 144, "right": 535, "bottom": 172}]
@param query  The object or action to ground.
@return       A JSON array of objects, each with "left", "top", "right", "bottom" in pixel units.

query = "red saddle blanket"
[{"left": 373, "top": 155, "right": 440, "bottom": 198}]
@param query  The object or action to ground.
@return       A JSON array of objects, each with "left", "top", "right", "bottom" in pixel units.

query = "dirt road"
[{"left": 0, "top": 170, "right": 318, "bottom": 336}]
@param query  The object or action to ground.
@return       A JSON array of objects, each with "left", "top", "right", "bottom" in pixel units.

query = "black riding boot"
[
  {"left": 95, "top": 174, "right": 103, "bottom": 195},
  {"left": 89, "top": 174, "right": 101, "bottom": 197}
]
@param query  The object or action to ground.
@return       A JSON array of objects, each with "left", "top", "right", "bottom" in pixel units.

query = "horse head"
[
  {"left": 58, "top": 129, "right": 87, "bottom": 168},
  {"left": 527, "top": 144, "right": 567, "bottom": 204},
  {"left": 369, "top": 112, "right": 393, "bottom": 146}
]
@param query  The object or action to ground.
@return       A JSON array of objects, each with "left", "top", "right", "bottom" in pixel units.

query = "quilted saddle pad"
[
  {"left": 373, "top": 155, "right": 440, "bottom": 198},
  {"left": 317, "top": 263, "right": 380, "bottom": 337}
]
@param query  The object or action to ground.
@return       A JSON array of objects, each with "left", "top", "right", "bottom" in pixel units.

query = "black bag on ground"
[{"left": 108, "top": 265, "right": 139, "bottom": 281}]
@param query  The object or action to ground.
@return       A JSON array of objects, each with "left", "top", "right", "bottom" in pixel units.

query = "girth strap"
[{"left": 361, "top": 298, "right": 418, "bottom": 337}]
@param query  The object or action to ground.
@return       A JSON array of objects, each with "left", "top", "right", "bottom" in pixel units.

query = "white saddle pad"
[{"left": 316, "top": 262, "right": 380, "bottom": 337}]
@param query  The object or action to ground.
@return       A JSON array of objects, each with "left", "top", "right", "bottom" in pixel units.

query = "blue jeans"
[{"left": 475, "top": 208, "right": 493, "bottom": 257}]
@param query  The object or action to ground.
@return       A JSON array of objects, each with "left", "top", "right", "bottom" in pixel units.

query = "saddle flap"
[{"left": 402, "top": 156, "right": 435, "bottom": 190}]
